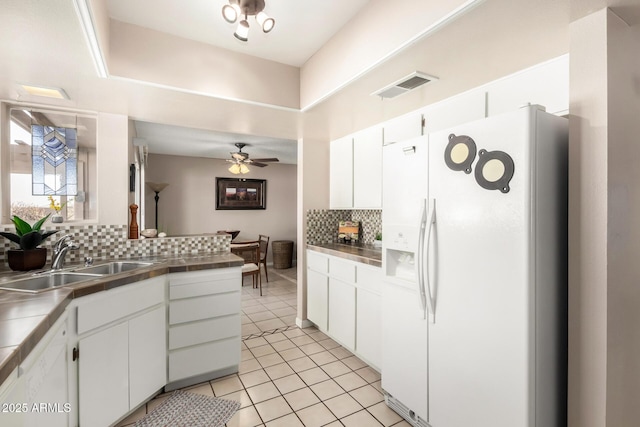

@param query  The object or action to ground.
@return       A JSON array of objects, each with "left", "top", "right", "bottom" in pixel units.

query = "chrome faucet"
[{"left": 51, "top": 235, "right": 80, "bottom": 270}]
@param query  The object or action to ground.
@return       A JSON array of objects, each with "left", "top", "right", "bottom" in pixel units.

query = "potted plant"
[
  {"left": 0, "top": 214, "right": 59, "bottom": 271},
  {"left": 48, "top": 195, "right": 67, "bottom": 223},
  {"left": 373, "top": 232, "right": 382, "bottom": 248}
]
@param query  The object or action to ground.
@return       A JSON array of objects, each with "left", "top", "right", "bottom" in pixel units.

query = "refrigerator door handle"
[
  {"left": 417, "top": 199, "right": 428, "bottom": 318},
  {"left": 425, "top": 198, "right": 436, "bottom": 323}
]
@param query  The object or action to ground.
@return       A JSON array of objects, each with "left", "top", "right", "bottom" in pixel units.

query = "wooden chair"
[
  {"left": 231, "top": 243, "right": 262, "bottom": 296},
  {"left": 258, "top": 234, "right": 270, "bottom": 283}
]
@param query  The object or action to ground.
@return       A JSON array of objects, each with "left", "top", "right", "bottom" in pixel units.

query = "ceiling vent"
[{"left": 372, "top": 72, "right": 438, "bottom": 99}]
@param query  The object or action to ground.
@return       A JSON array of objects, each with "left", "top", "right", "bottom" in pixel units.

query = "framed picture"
[{"left": 216, "top": 178, "right": 266, "bottom": 210}]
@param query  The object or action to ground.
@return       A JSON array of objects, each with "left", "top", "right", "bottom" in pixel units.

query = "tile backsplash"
[
  {"left": 306, "top": 209, "right": 382, "bottom": 245},
  {"left": 0, "top": 224, "right": 231, "bottom": 267}
]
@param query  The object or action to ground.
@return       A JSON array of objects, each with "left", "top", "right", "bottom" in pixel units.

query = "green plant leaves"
[
  {"left": 11, "top": 216, "right": 32, "bottom": 236},
  {"left": 0, "top": 232, "right": 21, "bottom": 246},
  {"left": 32, "top": 213, "right": 51, "bottom": 232},
  {"left": 1, "top": 215, "right": 59, "bottom": 250}
]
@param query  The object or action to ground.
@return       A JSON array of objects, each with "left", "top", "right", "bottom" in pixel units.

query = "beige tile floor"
[{"left": 117, "top": 266, "right": 410, "bottom": 427}]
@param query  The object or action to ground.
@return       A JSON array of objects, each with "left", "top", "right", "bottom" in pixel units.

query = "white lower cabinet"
[
  {"left": 78, "top": 322, "right": 129, "bottom": 427},
  {"left": 356, "top": 288, "right": 381, "bottom": 368},
  {"left": 73, "top": 276, "right": 167, "bottom": 427},
  {"left": 0, "top": 369, "right": 25, "bottom": 427},
  {"left": 0, "top": 314, "right": 69, "bottom": 427},
  {"left": 306, "top": 249, "right": 382, "bottom": 369},
  {"left": 328, "top": 278, "right": 356, "bottom": 349},
  {"left": 167, "top": 268, "right": 241, "bottom": 390},
  {"left": 306, "top": 269, "right": 328, "bottom": 331}
]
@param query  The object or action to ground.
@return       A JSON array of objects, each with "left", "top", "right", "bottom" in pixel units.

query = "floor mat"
[{"left": 134, "top": 390, "right": 240, "bottom": 427}]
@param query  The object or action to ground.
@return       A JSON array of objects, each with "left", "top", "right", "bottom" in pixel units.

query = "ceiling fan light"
[
  {"left": 256, "top": 12, "right": 275, "bottom": 33},
  {"left": 222, "top": 4, "right": 240, "bottom": 23},
  {"left": 234, "top": 19, "right": 250, "bottom": 41},
  {"left": 240, "top": 163, "right": 250, "bottom": 174},
  {"left": 228, "top": 163, "right": 241, "bottom": 174}
]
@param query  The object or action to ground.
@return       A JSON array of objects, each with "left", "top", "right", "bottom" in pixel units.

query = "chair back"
[{"left": 259, "top": 235, "right": 270, "bottom": 260}]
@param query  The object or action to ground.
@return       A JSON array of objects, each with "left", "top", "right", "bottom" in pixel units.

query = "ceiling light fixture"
[
  {"left": 221, "top": 0, "right": 275, "bottom": 42},
  {"left": 228, "top": 162, "right": 250, "bottom": 175},
  {"left": 19, "top": 84, "right": 69, "bottom": 100}
]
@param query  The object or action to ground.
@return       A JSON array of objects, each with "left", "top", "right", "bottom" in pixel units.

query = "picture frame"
[{"left": 216, "top": 177, "right": 266, "bottom": 210}]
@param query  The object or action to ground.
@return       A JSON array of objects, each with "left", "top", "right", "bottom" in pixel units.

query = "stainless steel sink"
[
  {"left": 74, "top": 261, "right": 154, "bottom": 275},
  {"left": 0, "top": 272, "right": 101, "bottom": 293}
]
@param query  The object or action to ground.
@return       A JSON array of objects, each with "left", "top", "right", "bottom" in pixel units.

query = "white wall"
[
  {"left": 296, "top": 137, "right": 330, "bottom": 325},
  {"left": 109, "top": 20, "right": 300, "bottom": 109},
  {"left": 96, "top": 112, "right": 129, "bottom": 225},
  {"left": 568, "top": 7, "right": 640, "bottom": 427},
  {"left": 145, "top": 154, "right": 297, "bottom": 262}
]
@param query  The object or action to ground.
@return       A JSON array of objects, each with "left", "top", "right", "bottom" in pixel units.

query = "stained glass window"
[{"left": 31, "top": 125, "right": 78, "bottom": 195}]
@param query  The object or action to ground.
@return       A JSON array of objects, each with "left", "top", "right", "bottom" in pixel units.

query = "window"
[{"left": 7, "top": 107, "right": 97, "bottom": 223}]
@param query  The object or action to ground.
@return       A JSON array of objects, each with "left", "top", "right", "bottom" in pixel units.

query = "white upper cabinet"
[
  {"left": 421, "top": 89, "right": 487, "bottom": 134},
  {"left": 330, "top": 135, "right": 354, "bottom": 209},
  {"left": 383, "top": 111, "right": 423, "bottom": 145},
  {"left": 353, "top": 125, "right": 383, "bottom": 209},
  {"left": 485, "top": 55, "right": 569, "bottom": 116}
]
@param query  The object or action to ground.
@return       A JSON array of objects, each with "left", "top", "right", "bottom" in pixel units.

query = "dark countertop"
[
  {"left": 307, "top": 243, "right": 382, "bottom": 267},
  {"left": 0, "top": 252, "right": 244, "bottom": 387}
]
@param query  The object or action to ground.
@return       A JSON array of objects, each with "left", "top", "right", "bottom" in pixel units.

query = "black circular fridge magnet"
[
  {"left": 444, "top": 134, "right": 477, "bottom": 174},
  {"left": 474, "top": 149, "right": 515, "bottom": 193}
]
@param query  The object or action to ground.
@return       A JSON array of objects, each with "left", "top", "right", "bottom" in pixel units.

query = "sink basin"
[
  {"left": 0, "top": 272, "right": 101, "bottom": 293},
  {"left": 75, "top": 261, "right": 154, "bottom": 275}
]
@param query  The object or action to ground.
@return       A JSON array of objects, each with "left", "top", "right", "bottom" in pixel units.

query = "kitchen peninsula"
[{"left": 0, "top": 251, "right": 244, "bottom": 427}]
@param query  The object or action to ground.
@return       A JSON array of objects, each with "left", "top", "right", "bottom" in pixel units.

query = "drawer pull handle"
[{"left": 73, "top": 347, "right": 79, "bottom": 362}]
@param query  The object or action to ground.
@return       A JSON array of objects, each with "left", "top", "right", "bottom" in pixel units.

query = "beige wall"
[
  {"left": 568, "top": 7, "right": 640, "bottom": 427},
  {"left": 145, "top": 154, "right": 297, "bottom": 261},
  {"left": 604, "top": 9, "right": 640, "bottom": 426},
  {"left": 96, "top": 112, "right": 129, "bottom": 225},
  {"left": 109, "top": 20, "right": 300, "bottom": 110},
  {"left": 296, "top": 137, "right": 330, "bottom": 325}
]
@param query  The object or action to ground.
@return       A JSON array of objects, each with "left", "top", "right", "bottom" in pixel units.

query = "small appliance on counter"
[{"left": 338, "top": 221, "right": 360, "bottom": 244}]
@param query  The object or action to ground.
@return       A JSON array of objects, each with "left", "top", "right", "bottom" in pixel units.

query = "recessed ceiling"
[
  {"left": 107, "top": 0, "right": 372, "bottom": 67},
  {"left": 134, "top": 121, "right": 297, "bottom": 164}
]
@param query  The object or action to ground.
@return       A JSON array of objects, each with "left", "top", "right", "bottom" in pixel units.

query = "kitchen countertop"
[
  {"left": 0, "top": 252, "right": 244, "bottom": 387},
  {"left": 307, "top": 243, "right": 382, "bottom": 267}
]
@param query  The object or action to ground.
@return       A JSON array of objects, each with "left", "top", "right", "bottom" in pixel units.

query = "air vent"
[{"left": 372, "top": 72, "right": 438, "bottom": 99}]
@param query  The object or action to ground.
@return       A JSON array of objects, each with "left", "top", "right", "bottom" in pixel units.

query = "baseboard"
[{"left": 296, "top": 318, "right": 314, "bottom": 328}]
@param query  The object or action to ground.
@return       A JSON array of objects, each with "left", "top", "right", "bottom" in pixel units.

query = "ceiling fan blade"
[
  {"left": 251, "top": 162, "right": 269, "bottom": 167},
  {"left": 251, "top": 158, "right": 279, "bottom": 162}
]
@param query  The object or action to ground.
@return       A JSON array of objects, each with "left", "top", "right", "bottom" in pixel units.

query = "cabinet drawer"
[
  {"left": 170, "top": 292, "right": 240, "bottom": 325},
  {"left": 169, "top": 337, "right": 240, "bottom": 382},
  {"left": 77, "top": 277, "right": 165, "bottom": 335},
  {"left": 169, "top": 268, "right": 239, "bottom": 287},
  {"left": 169, "top": 276, "right": 238, "bottom": 300},
  {"left": 356, "top": 265, "right": 382, "bottom": 294},
  {"left": 169, "top": 315, "right": 240, "bottom": 350},
  {"left": 330, "top": 258, "right": 356, "bottom": 283},
  {"left": 307, "top": 251, "right": 329, "bottom": 273}
]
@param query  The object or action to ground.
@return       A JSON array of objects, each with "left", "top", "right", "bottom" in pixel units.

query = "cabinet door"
[
  {"left": 79, "top": 322, "right": 129, "bottom": 427},
  {"left": 486, "top": 55, "right": 569, "bottom": 116},
  {"left": 328, "top": 278, "right": 356, "bottom": 350},
  {"left": 330, "top": 135, "right": 353, "bottom": 209},
  {"left": 307, "top": 269, "right": 329, "bottom": 331},
  {"left": 356, "top": 288, "right": 381, "bottom": 369},
  {"left": 353, "top": 126, "right": 383, "bottom": 208},
  {"left": 383, "top": 111, "right": 423, "bottom": 144},
  {"left": 421, "top": 89, "right": 486, "bottom": 134},
  {"left": 129, "top": 307, "right": 166, "bottom": 409},
  {"left": 0, "top": 370, "right": 25, "bottom": 427}
]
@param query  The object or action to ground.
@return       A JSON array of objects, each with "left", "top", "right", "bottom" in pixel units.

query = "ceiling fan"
[{"left": 226, "top": 143, "right": 279, "bottom": 174}]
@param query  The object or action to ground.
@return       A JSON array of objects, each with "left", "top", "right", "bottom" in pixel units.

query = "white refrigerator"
[{"left": 381, "top": 105, "right": 568, "bottom": 427}]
